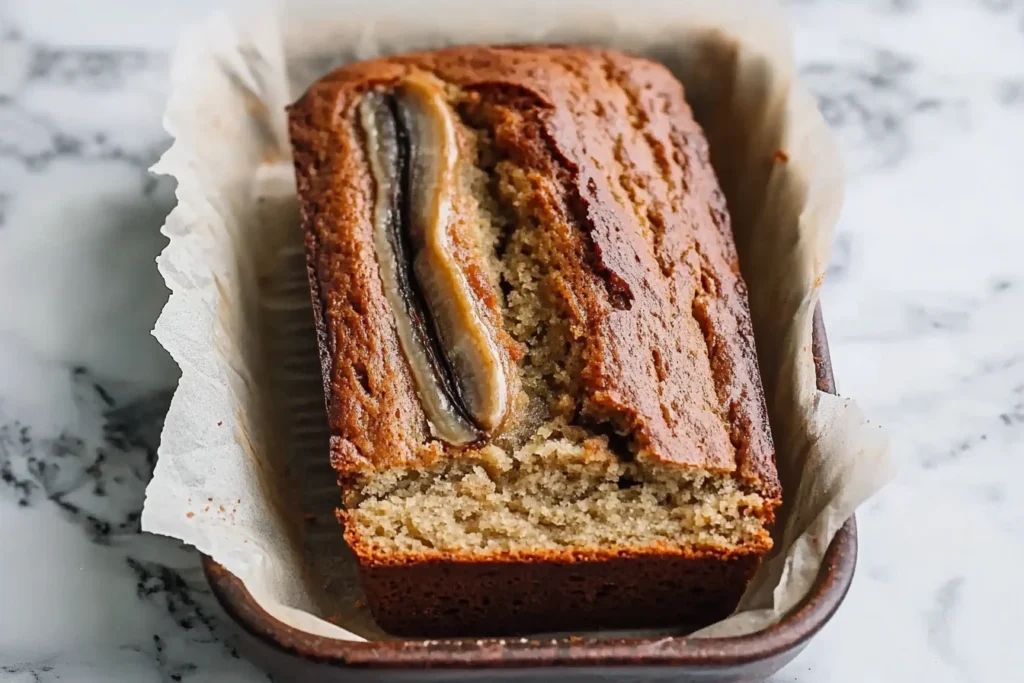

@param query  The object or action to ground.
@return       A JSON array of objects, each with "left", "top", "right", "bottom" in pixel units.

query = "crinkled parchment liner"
[{"left": 142, "top": 0, "right": 893, "bottom": 642}]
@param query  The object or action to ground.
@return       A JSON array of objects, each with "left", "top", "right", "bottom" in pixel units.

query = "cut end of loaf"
[{"left": 344, "top": 420, "right": 772, "bottom": 559}]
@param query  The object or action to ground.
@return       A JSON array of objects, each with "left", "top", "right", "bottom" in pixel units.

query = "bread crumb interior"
[{"left": 349, "top": 421, "right": 767, "bottom": 554}]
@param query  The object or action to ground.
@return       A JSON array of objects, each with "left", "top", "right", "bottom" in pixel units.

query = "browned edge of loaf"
[
  {"left": 358, "top": 551, "right": 762, "bottom": 637},
  {"left": 288, "top": 44, "right": 782, "bottom": 636}
]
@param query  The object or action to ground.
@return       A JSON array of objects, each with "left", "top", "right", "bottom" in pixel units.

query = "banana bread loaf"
[{"left": 288, "top": 44, "right": 781, "bottom": 637}]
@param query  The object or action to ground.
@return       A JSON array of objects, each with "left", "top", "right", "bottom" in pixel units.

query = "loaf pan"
[{"left": 202, "top": 307, "right": 855, "bottom": 682}]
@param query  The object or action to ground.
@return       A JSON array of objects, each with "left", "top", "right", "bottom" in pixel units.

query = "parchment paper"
[{"left": 142, "top": 0, "right": 893, "bottom": 642}]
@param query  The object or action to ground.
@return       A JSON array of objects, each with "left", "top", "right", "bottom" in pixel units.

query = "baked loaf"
[{"left": 289, "top": 45, "right": 781, "bottom": 637}]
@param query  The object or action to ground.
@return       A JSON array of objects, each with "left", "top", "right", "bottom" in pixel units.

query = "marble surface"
[{"left": 0, "top": 0, "right": 1021, "bottom": 680}]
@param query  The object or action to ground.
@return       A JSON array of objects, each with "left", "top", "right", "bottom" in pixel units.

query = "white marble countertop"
[{"left": 1, "top": 0, "right": 1022, "bottom": 681}]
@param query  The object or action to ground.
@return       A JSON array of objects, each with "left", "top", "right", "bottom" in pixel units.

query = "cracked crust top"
[{"left": 288, "top": 45, "right": 779, "bottom": 501}]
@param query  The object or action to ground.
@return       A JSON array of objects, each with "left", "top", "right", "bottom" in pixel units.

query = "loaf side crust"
[{"left": 358, "top": 549, "right": 762, "bottom": 637}]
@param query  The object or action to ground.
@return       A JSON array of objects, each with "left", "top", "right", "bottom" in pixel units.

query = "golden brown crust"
[{"left": 289, "top": 44, "right": 778, "bottom": 500}]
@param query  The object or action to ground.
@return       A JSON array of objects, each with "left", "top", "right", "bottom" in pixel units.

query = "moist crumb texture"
[
  {"left": 289, "top": 44, "right": 781, "bottom": 635},
  {"left": 348, "top": 422, "right": 770, "bottom": 556}
]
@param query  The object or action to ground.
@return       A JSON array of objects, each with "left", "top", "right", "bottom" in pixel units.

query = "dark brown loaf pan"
[{"left": 203, "top": 308, "right": 855, "bottom": 682}]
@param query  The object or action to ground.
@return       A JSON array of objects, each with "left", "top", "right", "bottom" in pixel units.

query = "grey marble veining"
[{"left": 1, "top": 0, "right": 1023, "bottom": 681}]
